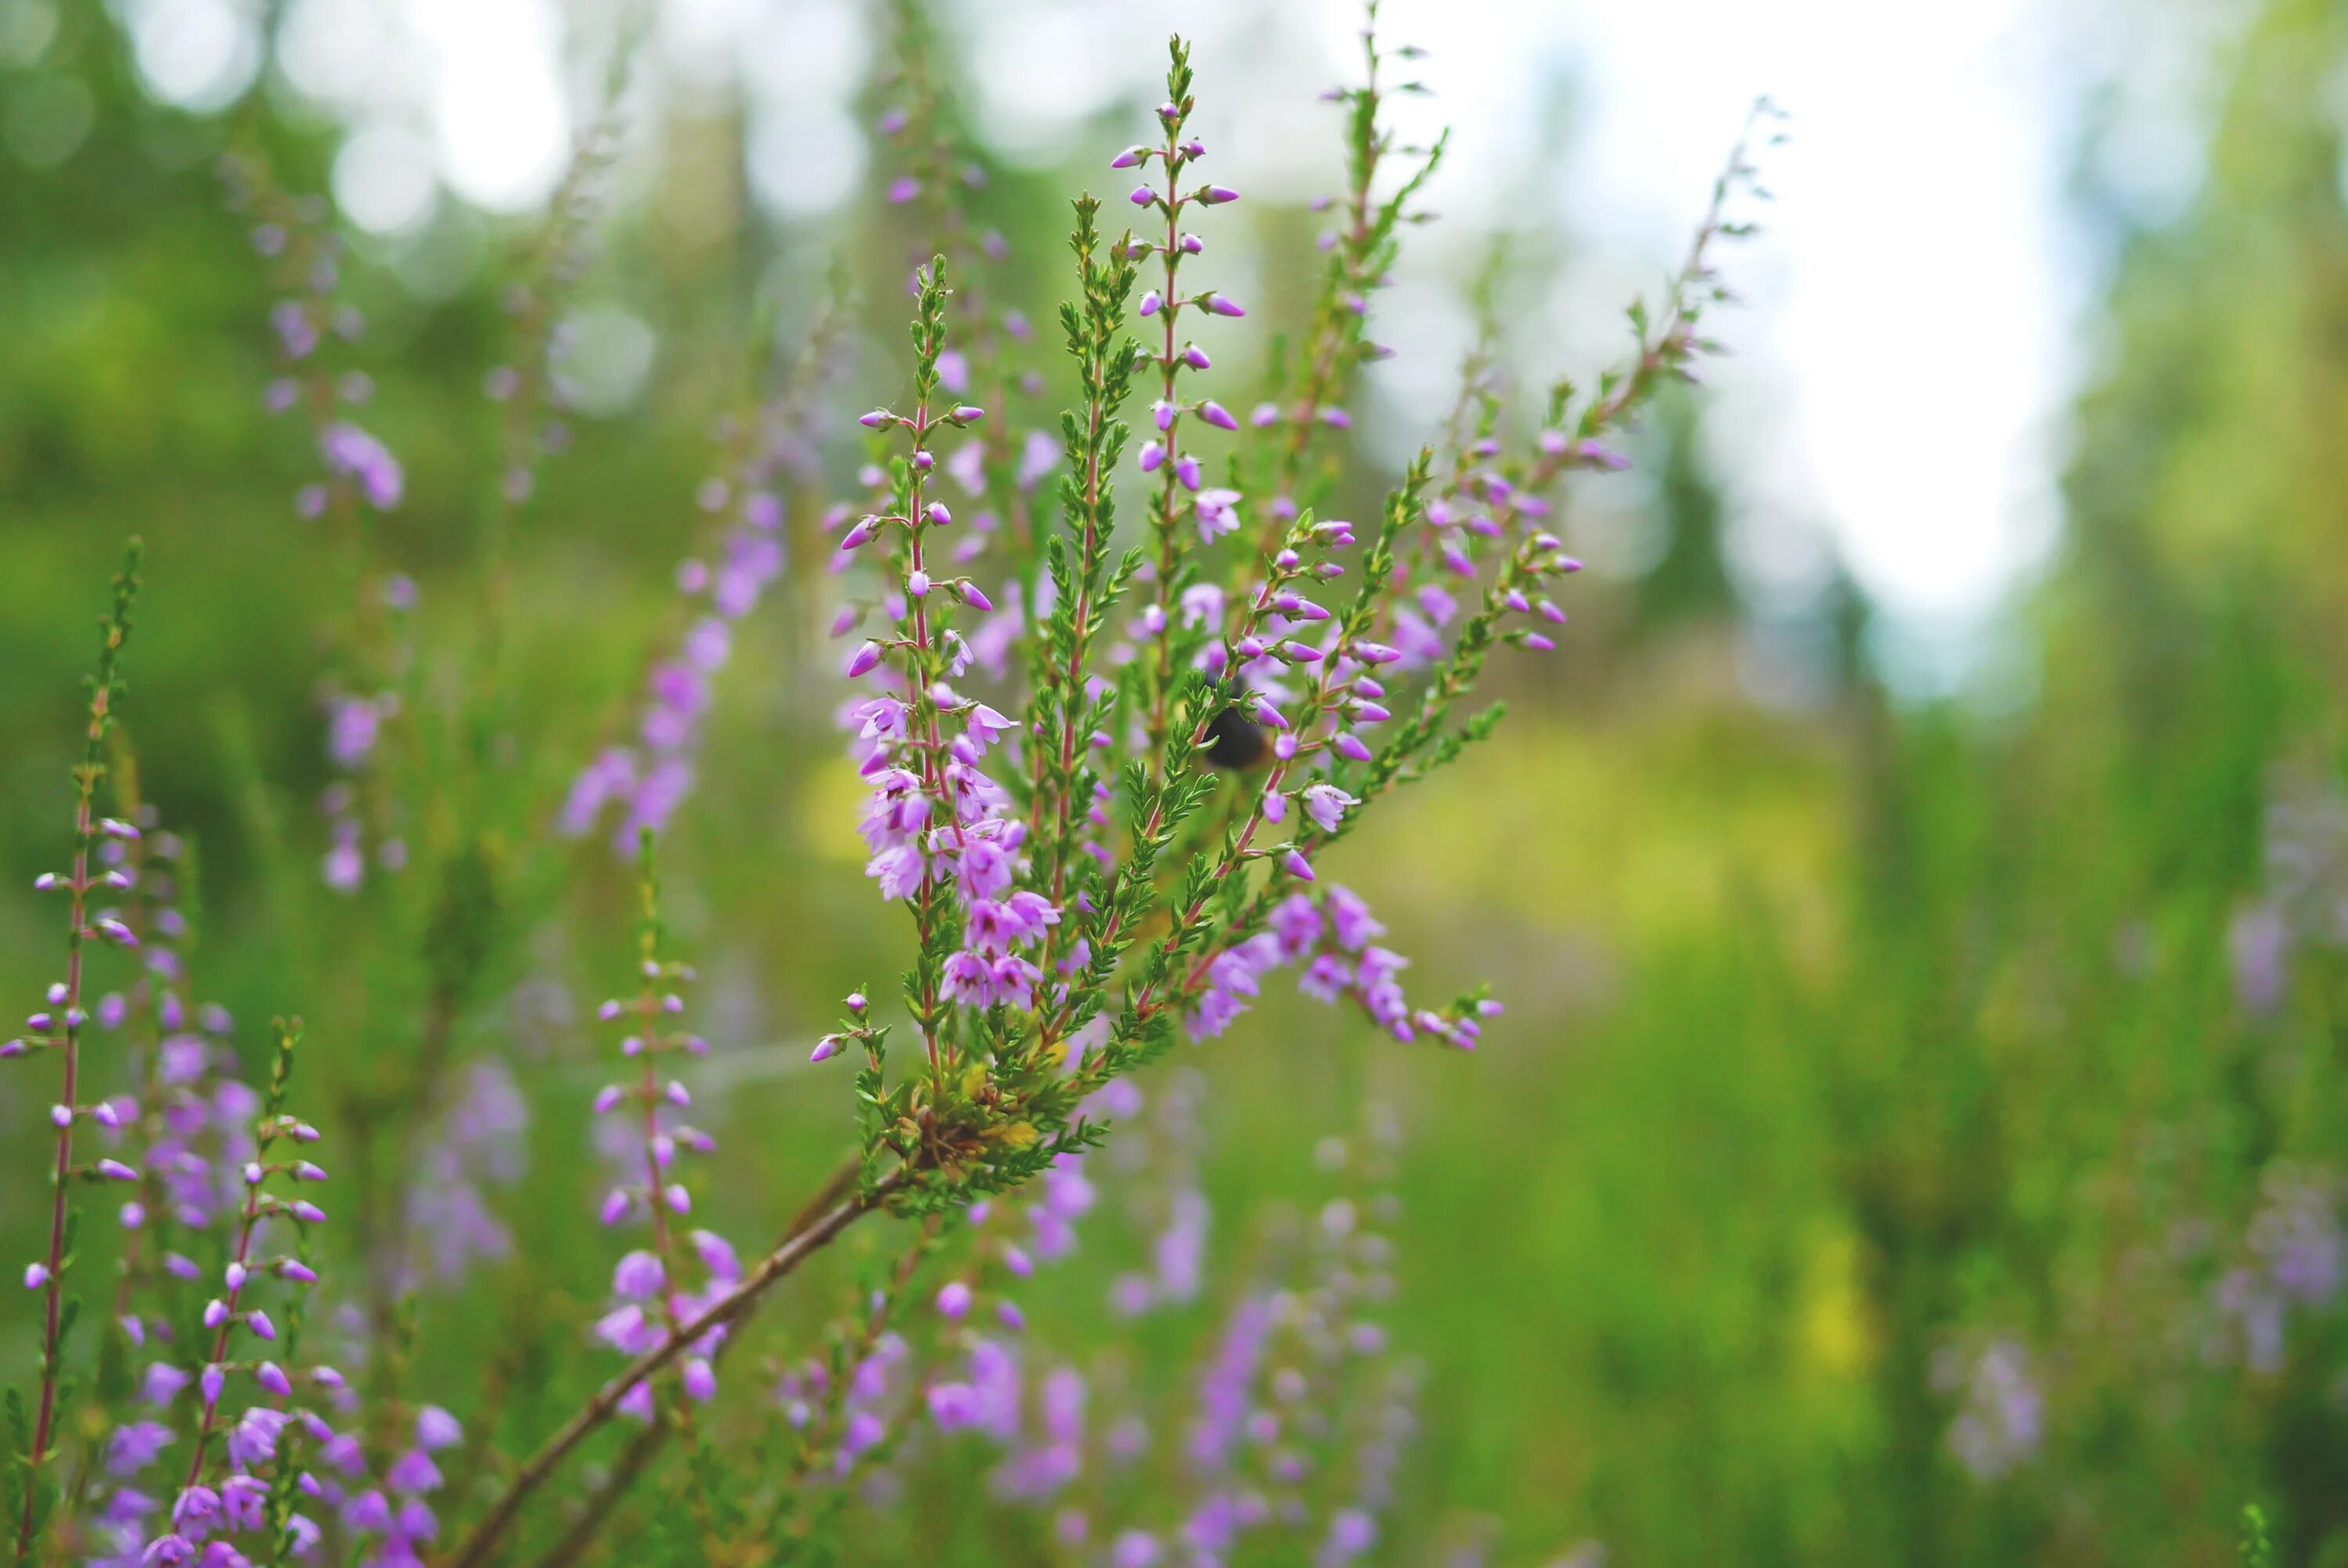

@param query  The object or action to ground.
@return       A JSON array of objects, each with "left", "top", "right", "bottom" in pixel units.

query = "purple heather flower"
[
  {"left": 226, "top": 1407, "right": 289, "bottom": 1469},
  {"left": 942, "top": 951, "right": 1007, "bottom": 1009},
  {"left": 1196, "top": 488, "right": 1241, "bottom": 541},
  {"left": 612, "top": 1250, "right": 665, "bottom": 1300},
  {"left": 867, "top": 845, "right": 925, "bottom": 901},
  {"left": 319, "top": 423, "right": 403, "bottom": 509},
  {"left": 1935, "top": 1336, "right": 2043, "bottom": 1479},
  {"left": 340, "top": 1488, "right": 391, "bottom": 1534},
  {"left": 386, "top": 1448, "right": 442, "bottom": 1495},
  {"left": 1272, "top": 894, "right": 1323, "bottom": 960},
  {"left": 1112, "top": 1530, "right": 1164, "bottom": 1568},
  {"left": 169, "top": 1485, "right": 221, "bottom": 1539},
  {"left": 219, "top": 1475, "right": 268, "bottom": 1534},
  {"left": 142, "top": 1362, "right": 190, "bottom": 1405},
  {"left": 107, "top": 1422, "right": 175, "bottom": 1476},
  {"left": 928, "top": 1382, "right": 981, "bottom": 1430}
]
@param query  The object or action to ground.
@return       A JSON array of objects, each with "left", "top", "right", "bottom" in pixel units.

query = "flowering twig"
[
  {"left": 526, "top": 1155, "right": 866, "bottom": 1568},
  {"left": 1241, "top": 4, "right": 1446, "bottom": 562},
  {"left": 8, "top": 539, "right": 142, "bottom": 1566},
  {"left": 442, "top": 1170, "right": 906, "bottom": 1568},
  {"left": 1127, "top": 37, "right": 1248, "bottom": 776}
]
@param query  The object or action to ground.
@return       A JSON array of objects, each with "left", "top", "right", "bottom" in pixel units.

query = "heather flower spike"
[
  {"left": 131, "top": 1020, "right": 332, "bottom": 1568},
  {"left": 561, "top": 300, "right": 843, "bottom": 851},
  {"left": 10, "top": 541, "right": 141, "bottom": 1566},
  {"left": 586, "top": 833, "right": 743, "bottom": 1433}
]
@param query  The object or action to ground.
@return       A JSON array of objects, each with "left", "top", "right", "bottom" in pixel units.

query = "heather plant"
[
  {"left": 20, "top": 0, "right": 2348, "bottom": 1557},
  {"left": 2, "top": 6, "right": 1788, "bottom": 1566}
]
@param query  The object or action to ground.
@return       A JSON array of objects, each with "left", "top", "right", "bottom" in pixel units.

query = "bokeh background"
[{"left": 9, "top": 0, "right": 2348, "bottom": 1562}]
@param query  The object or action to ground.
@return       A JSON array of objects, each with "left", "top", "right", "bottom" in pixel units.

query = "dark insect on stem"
[{"left": 1201, "top": 689, "right": 1269, "bottom": 772}]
